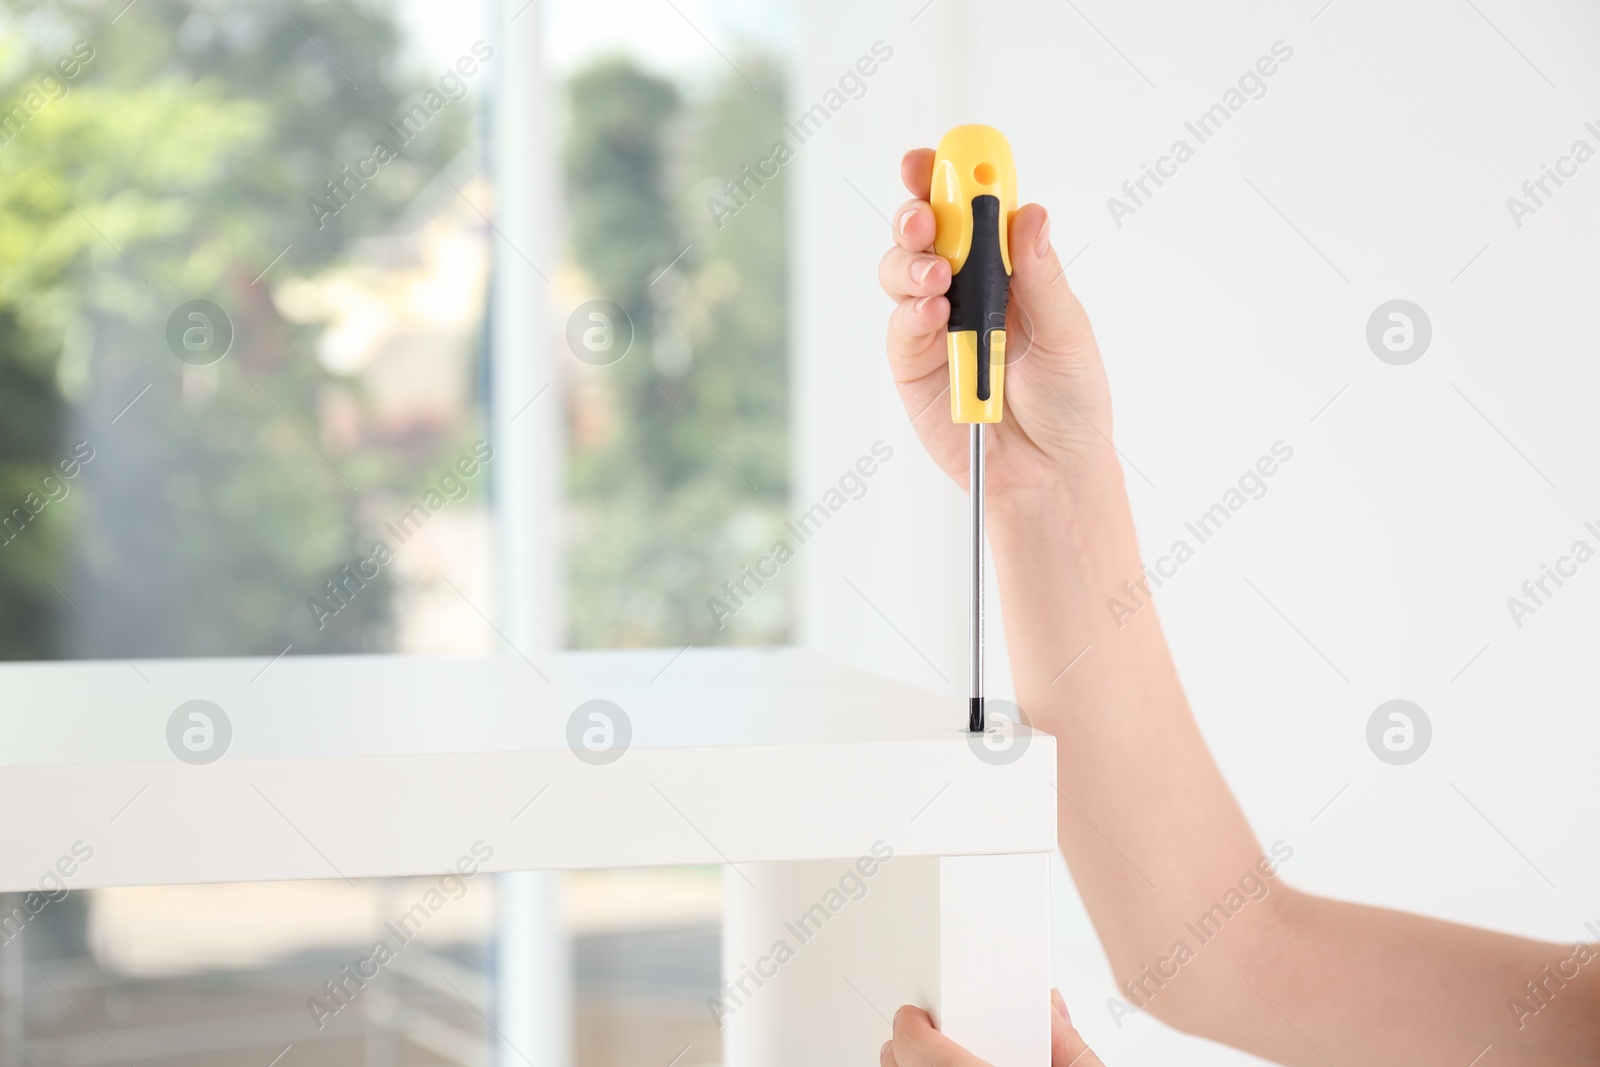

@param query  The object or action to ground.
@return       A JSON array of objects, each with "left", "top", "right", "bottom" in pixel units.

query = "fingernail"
[
  {"left": 1034, "top": 213, "right": 1052, "bottom": 258},
  {"left": 898, "top": 208, "right": 917, "bottom": 235},
  {"left": 911, "top": 258, "right": 935, "bottom": 284},
  {"left": 914, "top": 295, "right": 933, "bottom": 314},
  {"left": 1052, "top": 987, "right": 1070, "bottom": 1022}
]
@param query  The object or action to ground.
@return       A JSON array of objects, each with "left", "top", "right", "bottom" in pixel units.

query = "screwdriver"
[{"left": 930, "top": 125, "right": 1016, "bottom": 735}]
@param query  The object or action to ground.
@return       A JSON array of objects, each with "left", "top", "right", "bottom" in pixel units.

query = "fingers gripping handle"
[{"left": 931, "top": 125, "right": 1017, "bottom": 424}]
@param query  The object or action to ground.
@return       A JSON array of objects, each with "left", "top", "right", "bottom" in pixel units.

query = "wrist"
[
  {"left": 988, "top": 445, "right": 1129, "bottom": 533},
  {"left": 986, "top": 446, "right": 1145, "bottom": 624},
  {"left": 985, "top": 449, "right": 1155, "bottom": 727}
]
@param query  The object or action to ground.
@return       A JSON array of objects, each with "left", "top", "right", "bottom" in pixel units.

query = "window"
[{"left": 0, "top": 0, "right": 794, "bottom": 1063}]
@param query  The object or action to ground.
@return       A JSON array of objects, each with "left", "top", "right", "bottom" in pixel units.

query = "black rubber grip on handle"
[{"left": 945, "top": 194, "right": 1011, "bottom": 402}]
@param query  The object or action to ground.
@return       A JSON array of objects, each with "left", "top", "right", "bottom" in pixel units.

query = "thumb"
[
  {"left": 1007, "top": 204, "right": 1096, "bottom": 362},
  {"left": 1051, "top": 989, "right": 1107, "bottom": 1067},
  {"left": 890, "top": 1005, "right": 988, "bottom": 1066}
]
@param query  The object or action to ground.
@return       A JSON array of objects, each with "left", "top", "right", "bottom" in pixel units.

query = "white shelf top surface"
[{"left": 0, "top": 648, "right": 1056, "bottom": 890}]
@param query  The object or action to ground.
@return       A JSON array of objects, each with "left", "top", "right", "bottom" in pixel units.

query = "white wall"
[{"left": 793, "top": 1, "right": 1600, "bottom": 1063}]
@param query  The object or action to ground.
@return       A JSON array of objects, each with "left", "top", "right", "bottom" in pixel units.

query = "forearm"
[
  {"left": 991, "top": 451, "right": 1600, "bottom": 1065},
  {"left": 1257, "top": 894, "right": 1600, "bottom": 1066},
  {"left": 991, "top": 449, "right": 1271, "bottom": 999}
]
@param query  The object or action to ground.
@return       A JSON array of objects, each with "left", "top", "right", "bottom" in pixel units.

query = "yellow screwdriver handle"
[{"left": 931, "top": 125, "right": 1017, "bottom": 424}]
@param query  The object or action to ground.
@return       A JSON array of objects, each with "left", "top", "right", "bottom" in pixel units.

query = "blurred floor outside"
[{"left": 2, "top": 867, "right": 722, "bottom": 1067}]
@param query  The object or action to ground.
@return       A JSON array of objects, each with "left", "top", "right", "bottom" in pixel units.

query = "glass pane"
[
  {"left": 569, "top": 868, "right": 721, "bottom": 1065},
  {"left": 553, "top": 0, "right": 795, "bottom": 648},
  {"left": 0, "top": 0, "right": 495, "bottom": 661},
  {"left": 3, "top": 876, "right": 497, "bottom": 1065},
  {"left": 1, "top": 867, "right": 726, "bottom": 1067}
]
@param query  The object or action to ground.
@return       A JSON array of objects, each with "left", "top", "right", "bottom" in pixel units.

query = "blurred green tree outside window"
[
  {"left": 0, "top": 0, "right": 490, "bottom": 660},
  {"left": 561, "top": 51, "right": 791, "bottom": 649}
]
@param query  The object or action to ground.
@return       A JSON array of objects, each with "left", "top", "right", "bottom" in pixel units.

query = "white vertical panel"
[
  {"left": 491, "top": 0, "right": 568, "bottom": 1063},
  {"left": 722, "top": 858, "right": 940, "bottom": 1064},
  {"left": 722, "top": 854, "right": 1049, "bottom": 1064},
  {"left": 936, "top": 853, "right": 1052, "bottom": 1066},
  {"left": 495, "top": 870, "right": 569, "bottom": 1067}
]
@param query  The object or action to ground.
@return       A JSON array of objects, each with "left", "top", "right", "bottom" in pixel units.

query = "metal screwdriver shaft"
[
  {"left": 930, "top": 125, "right": 1015, "bottom": 734},
  {"left": 969, "top": 423, "right": 985, "bottom": 733}
]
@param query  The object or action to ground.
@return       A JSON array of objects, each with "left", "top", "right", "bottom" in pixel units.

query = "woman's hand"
[
  {"left": 879, "top": 148, "right": 1118, "bottom": 511},
  {"left": 881, "top": 990, "right": 1105, "bottom": 1067}
]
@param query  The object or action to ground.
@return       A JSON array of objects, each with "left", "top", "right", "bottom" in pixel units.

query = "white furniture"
[{"left": 0, "top": 647, "right": 1055, "bottom": 1065}]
